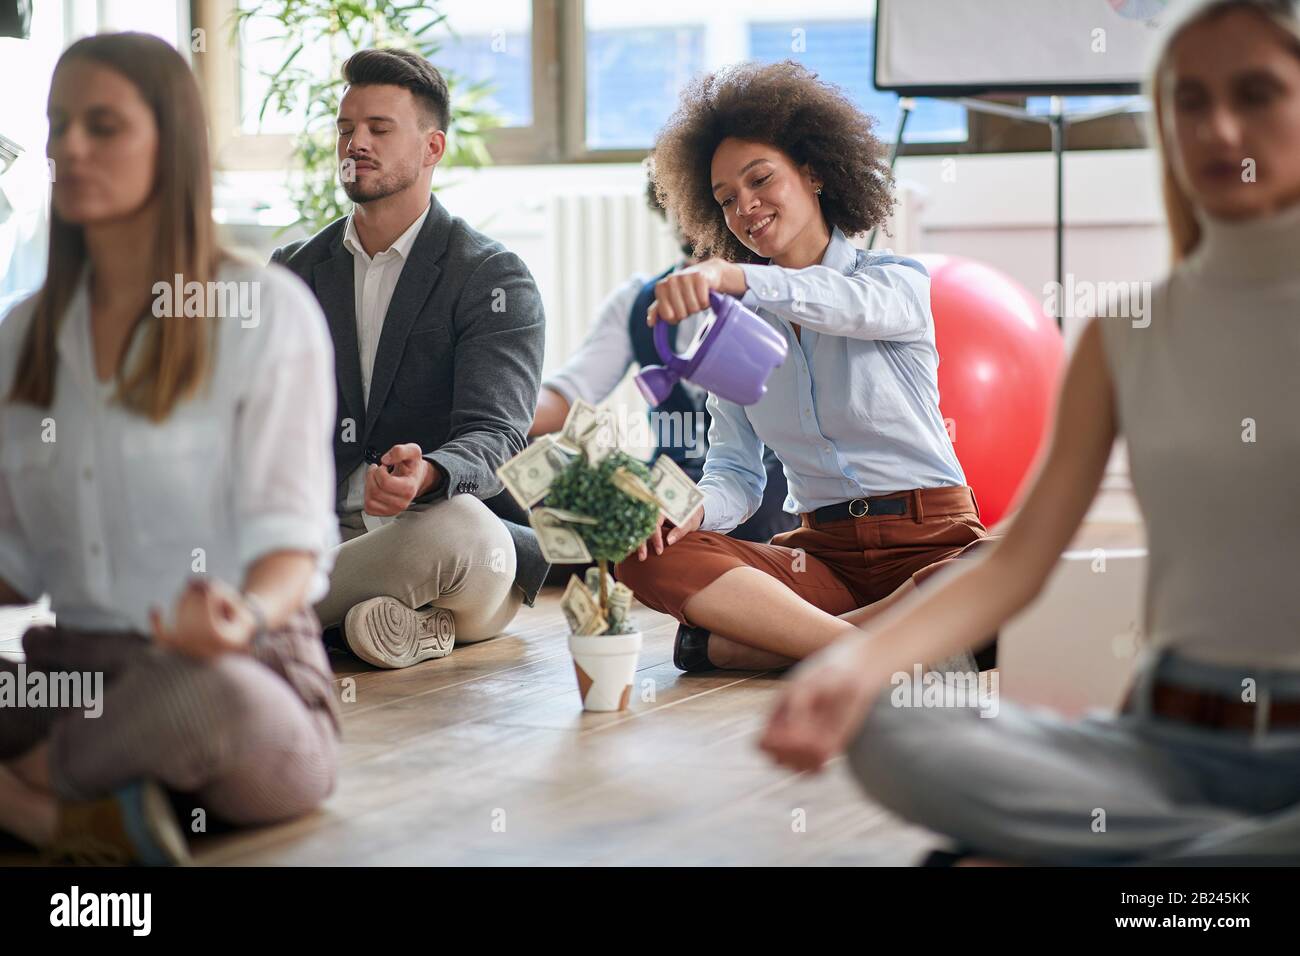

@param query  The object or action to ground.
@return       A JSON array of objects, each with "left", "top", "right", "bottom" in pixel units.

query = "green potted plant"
[{"left": 497, "top": 401, "right": 703, "bottom": 711}]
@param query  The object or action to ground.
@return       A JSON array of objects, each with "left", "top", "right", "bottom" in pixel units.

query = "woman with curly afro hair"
[{"left": 614, "top": 60, "right": 993, "bottom": 675}]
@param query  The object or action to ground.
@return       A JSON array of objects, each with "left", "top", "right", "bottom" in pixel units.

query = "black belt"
[{"left": 809, "top": 495, "right": 908, "bottom": 524}]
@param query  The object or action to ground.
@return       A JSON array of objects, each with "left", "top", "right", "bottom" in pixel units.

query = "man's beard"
[{"left": 341, "top": 162, "right": 417, "bottom": 203}]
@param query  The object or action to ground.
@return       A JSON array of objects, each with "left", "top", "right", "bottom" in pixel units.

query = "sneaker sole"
[{"left": 343, "top": 597, "right": 456, "bottom": 669}]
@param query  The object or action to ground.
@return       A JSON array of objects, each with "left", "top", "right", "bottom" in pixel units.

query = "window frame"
[
  {"left": 190, "top": 0, "right": 1151, "bottom": 172},
  {"left": 192, "top": 0, "right": 561, "bottom": 170}
]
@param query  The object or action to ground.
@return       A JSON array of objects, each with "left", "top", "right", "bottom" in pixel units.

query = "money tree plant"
[
  {"left": 496, "top": 399, "right": 704, "bottom": 638},
  {"left": 547, "top": 451, "right": 660, "bottom": 628}
]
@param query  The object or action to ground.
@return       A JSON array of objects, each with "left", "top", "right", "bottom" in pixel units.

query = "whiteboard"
[{"left": 875, "top": 0, "right": 1197, "bottom": 95}]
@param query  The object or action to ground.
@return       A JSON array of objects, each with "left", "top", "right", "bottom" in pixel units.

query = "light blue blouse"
[{"left": 697, "top": 225, "right": 965, "bottom": 532}]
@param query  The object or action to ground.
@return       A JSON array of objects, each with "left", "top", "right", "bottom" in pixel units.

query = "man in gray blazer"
[{"left": 272, "top": 48, "right": 548, "bottom": 668}]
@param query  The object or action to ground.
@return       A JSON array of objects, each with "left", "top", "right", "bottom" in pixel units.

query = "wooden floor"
[
  {"left": 0, "top": 590, "right": 938, "bottom": 865},
  {"left": 214, "top": 587, "right": 942, "bottom": 866},
  {"left": 0, "top": 521, "right": 1142, "bottom": 866}
]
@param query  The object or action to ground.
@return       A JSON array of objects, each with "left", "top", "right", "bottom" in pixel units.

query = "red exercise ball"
[{"left": 915, "top": 254, "right": 1065, "bottom": 529}]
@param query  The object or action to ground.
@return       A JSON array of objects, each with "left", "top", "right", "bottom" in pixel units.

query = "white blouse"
[{"left": 0, "top": 258, "right": 340, "bottom": 635}]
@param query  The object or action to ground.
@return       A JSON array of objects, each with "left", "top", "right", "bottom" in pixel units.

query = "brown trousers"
[
  {"left": 0, "top": 608, "right": 339, "bottom": 825},
  {"left": 615, "top": 485, "right": 993, "bottom": 626}
]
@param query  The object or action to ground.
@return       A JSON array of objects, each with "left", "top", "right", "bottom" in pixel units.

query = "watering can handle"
[{"left": 653, "top": 290, "right": 727, "bottom": 364}]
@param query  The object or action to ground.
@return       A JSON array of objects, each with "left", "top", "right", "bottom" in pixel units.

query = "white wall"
[{"left": 896, "top": 150, "right": 1170, "bottom": 346}]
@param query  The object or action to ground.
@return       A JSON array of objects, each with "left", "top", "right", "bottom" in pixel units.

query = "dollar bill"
[
  {"left": 584, "top": 565, "right": 616, "bottom": 599},
  {"left": 556, "top": 398, "right": 599, "bottom": 454},
  {"left": 561, "top": 574, "right": 607, "bottom": 636},
  {"left": 648, "top": 455, "right": 705, "bottom": 527},
  {"left": 530, "top": 509, "right": 593, "bottom": 564},
  {"left": 543, "top": 507, "right": 598, "bottom": 525},
  {"left": 610, "top": 466, "right": 660, "bottom": 507},
  {"left": 582, "top": 407, "right": 619, "bottom": 466},
  {"left": 496, "top": 435, "right": 568, "bottom": 509},
  {"left": 607, "top": 582, "right": 633, "bottom": 626}
]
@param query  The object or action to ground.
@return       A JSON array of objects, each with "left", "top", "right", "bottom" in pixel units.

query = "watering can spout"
[
  {"left": 634, "top": 291, "right": 788, "bottom": 407},
  {"left": 635, "top": 366, "right": 678, "bottom": 406}
]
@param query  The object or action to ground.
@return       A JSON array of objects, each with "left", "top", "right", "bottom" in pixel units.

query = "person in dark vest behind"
[{"left": 530, "top": 160, "right": 797, "bottom": 552}]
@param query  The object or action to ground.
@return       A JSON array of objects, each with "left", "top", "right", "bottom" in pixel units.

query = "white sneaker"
[{"left": 342, "top": 597, "right": 456, "bottom": 669}]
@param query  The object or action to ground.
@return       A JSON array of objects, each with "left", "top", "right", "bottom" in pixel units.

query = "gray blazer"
[{"left": 270, "top": 194, "right": 550, "bottom": 606}]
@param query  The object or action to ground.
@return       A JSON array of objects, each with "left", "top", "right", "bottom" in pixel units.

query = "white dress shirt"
[
  {"left": 340, "top": 202, "right": 432, "bottom": 526},
  {"left": 0, "top": 259, "right": 340, "bottom": 635},
  {"left": 697, "top": 226, "right": 966, "bottom": 533}
]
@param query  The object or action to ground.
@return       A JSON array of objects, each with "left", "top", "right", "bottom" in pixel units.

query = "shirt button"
[
  {"left": 83, "top": 467, "right": 93, "bottom": 481},
  {"left": 89, "top": 542, "right": 101, "bottom": 556},
  {"left": 763, "top": 287, "right": 776, "bottom": 296}
]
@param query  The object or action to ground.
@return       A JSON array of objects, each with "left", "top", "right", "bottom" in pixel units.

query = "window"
[
  {"left": 198, "top": 0, "right": 1148, "bottom": 170},
  {"left": 585, "top": 25, "right": 704, "bottom": 150},
  {"left": 748, "top": 20, "right": 966, "bottom": 144},
  {"left": 430, "top": 0, "right": 534, "bottom": 128},
  {"left": 1025, "top": 95, "right": 1145, "bottom": 118},
  {"left": 236, "top": 2, "right": 330, "bottom": 136},
  {"left": 207, "top": 0, "right": 555, "bottom": 169},
  {"left": 68, "top": 0, "right": 186, "bottom": 48},
  {"left": 580, "top": 1, "right": 967, "bottom": 155},
  {"left": 0, "top": 0, "right": 189, "bottom": 305},
  {"left": 1, "top": 0, "right": 188, "bottom": 158},
  {"left": 234, "top": 0, "right": 537, "bottom": 137}
]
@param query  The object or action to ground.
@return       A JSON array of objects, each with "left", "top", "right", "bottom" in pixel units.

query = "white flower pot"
[{"left": 568, "top": 631, "right": 642, "bottom": 712}]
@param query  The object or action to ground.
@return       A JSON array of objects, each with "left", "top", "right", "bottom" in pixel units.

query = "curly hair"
[
  {"left": 643, "top": 156, "right": 666, "bottom": 218},
  {"left": 651, "top": 60, "right": 895, "bottom": 264}
]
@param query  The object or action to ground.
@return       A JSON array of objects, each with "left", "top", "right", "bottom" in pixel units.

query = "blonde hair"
[{"left": 1148, "top": 0, "right": 1300, "bottom": 264}]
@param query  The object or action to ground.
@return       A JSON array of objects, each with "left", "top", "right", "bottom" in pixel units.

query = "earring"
[{"left": 815, "top": 186, "right": 823, "bottom": 195}]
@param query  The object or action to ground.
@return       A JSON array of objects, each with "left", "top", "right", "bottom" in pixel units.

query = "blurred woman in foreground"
[{"left": 0, "top": 33, "right": 340, "bottom": 864}]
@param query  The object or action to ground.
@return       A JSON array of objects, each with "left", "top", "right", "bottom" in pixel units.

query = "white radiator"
[{"left": 544, "top": 191, "right": 683, "bottom": 377}]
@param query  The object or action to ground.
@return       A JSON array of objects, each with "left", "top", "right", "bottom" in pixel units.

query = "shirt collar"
[
  {"left": 757, "top": 223, "right": 858, "bottom": 274},
  {"left": 820, "top": 224, "right": 859, "bottom": 274},
  {"left": 1187, "top": 199, "right": 1300, "bottom": 283},
  {"left": 343, "top": 200, "right": 431, "bottom": 263}
]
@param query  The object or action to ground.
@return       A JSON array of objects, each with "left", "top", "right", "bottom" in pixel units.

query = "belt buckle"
[{"left": 848, "top": 498, "right": 869, "bottom": 518}]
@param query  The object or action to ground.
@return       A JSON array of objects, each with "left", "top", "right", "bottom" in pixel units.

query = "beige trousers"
[{"left": 314, "top": 494, "right": 523, "bottom": 645}]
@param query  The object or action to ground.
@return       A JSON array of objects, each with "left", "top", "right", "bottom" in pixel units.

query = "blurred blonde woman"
[
  {"left": 762, "top": 0, "right": 1300, "bottom": 865},
  {"left": 0, "top": 33, "right": 339, "bottom": 864}
]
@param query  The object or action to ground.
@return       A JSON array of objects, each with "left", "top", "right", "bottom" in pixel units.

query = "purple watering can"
[{"left": 636, "top": 291, "right": 788, "bottom": 407}]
